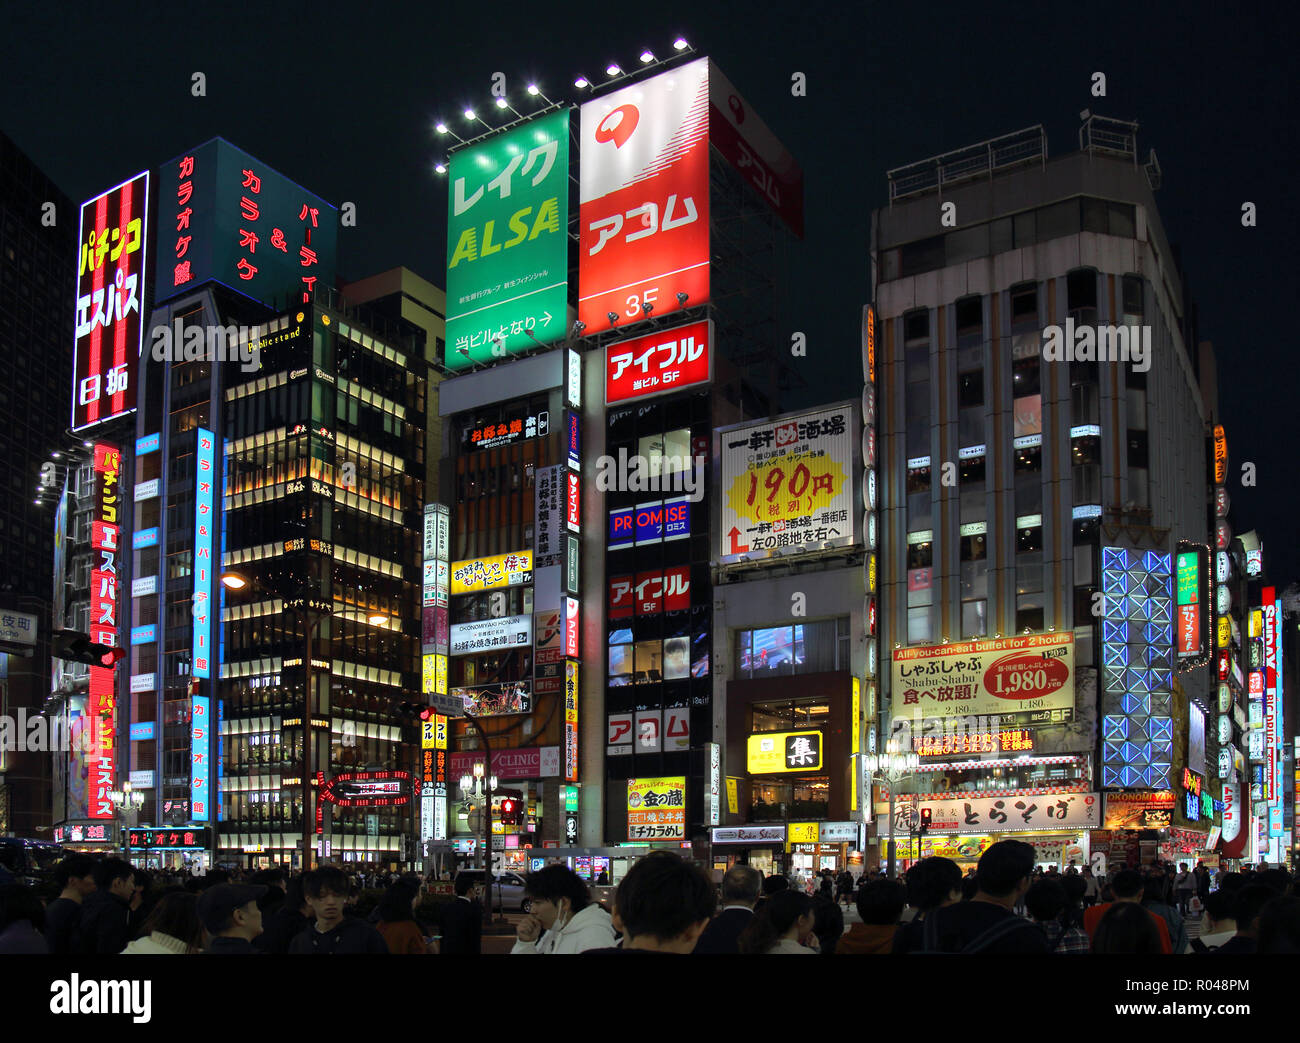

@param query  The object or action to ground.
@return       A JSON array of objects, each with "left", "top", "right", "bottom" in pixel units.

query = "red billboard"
[
  {"left": 707, "top": 61, "right": 804, "bottom": 237},
  {"left": 564, "top": 597, "right": 580, "bottom": 658},
  {"left": 579, "top": 58, "right": 710, "bottom": 334},
  {"left": 604, "top": 319, "right": 713, "bottom": 405},
  {"left": 89, "top": 443, "right": 122, "bottom": 819},
  {"left": 73, "top": 173, "right": 149, "bottom": 431},
  {"left": 635, "top": 571, "right": 663, "bottom": 615}
]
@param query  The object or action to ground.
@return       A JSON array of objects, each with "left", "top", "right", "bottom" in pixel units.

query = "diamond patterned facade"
[{"left": 1100, "top": 547, "right": 1174, "bottom": 789}]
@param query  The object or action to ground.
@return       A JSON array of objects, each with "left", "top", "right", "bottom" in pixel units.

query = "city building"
[{"left": 871, "top": 117, "right": 1219, "bottom": 871}]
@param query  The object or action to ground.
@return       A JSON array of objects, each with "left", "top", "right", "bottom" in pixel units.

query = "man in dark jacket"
[
  {"left": 438, "top": 874, "right": 483, "bottom": 955},
  {"left": 199, "top": 883, "right": 266, "bottom": 954},
  {"left": 693, "top": 864, "right": 759, "bottom": 954},
  {"left": 254, "top": 876, "right": 313, "bottom": 954},
  {"left": 76, "top": 858, "right": 136, "bottom": 955},
  {"left": 1212, "top": 885, "right": 1273, "bottom": 954},
  {"left": 289, "top": 867, "right": 389, "bottom": 954},
  {"left": 44, "top": 854, "right": 96, "bottom": 955}
]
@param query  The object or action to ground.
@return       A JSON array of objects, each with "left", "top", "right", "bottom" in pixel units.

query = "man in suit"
[
  {"left": 439, "top": 873, "right": 483, "bottom": 955},
  {"left": 693, "top": 864, "right": 760, "bottom": 954}
]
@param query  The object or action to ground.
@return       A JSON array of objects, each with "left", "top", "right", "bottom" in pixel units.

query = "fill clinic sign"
[
  {"left": 73, "top": 172, "right": 150, "bottom": 432},
  {"left": 445, "top": 109, "right": 570, "bottom": 369}
]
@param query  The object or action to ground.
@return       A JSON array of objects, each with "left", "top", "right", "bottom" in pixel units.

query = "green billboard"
[{"left": 445, "top": 109, "right": 570, "bottom": 370}]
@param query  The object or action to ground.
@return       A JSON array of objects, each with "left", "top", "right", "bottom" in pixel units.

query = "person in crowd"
[
  {"left": 251, "top": 868, "right": 288, "bottom": 920},
  {"left": 255, "top": 876, "right": 313, "bottom": 954},
  {"left": 1210, "top": 885, "right": 1274, "bottom": 954},
  {"left": 43, "top": 854, "right": 96, "bottom": 955},
  {"left": 960, "top": 875, "right": 980, "bottom": 902},
  {"left": 1061, "top": 874, "right": 1088, "bottom": 928},
  {"left": 817, "top": 869, "right": 834, "bottom": 901},
  {"left": 511, "top": 864, "right": 615, "bottom": 954},
  {"left": 1142, "top": 873, "right": 1187, "bottom": 954},
  {"left": 1174, "top": 863, "right": 1194, "bottom": 914},
  {"left": 1092, "top": 902, "right": 1164, "bottom": 954},
  {"left": 595, "top": 869, "right": 610, "bottom": 886},
  {"left": 1257, "top": 868, "right": 1292, "bottom": 895},
  {"left": 437, "top": 873, "right": 483, "bottom": 956},
  {"left": 1080, "top": 866, "right": 1100, "bottom": 907},
  {"left": 375, "top": 880, "right": 431, "bottom": 955},
  {"left": 737, "top": 889, "right": 818, "bottom": 954},
  {"left": 1025, "top": 878, "right": 1089, "bottom": 954},
  {"left": 838, "top": 879, "right": 906, "bottom": 954},
  {"left": 0, "top": 885, "right": 47, "bottom": 953},
  {"left": 199, "top": 883, "right": 266, "bottom": 954},
  {"left": 584, "top": 852, "right": 716, "bottom": 954},
  {"left": 893, "top": 857, "right": 963, "bottom": 954},
  {"left": 835, "top": 868, "right": 855, "bottom": 908},
  {"left": 694, "top": 864, "right": 761, "bottom": 955},
  {"left": 1083, "top": 870, "right": 1172, "bottom": 954},
  {"left": 289, "top": 867, "right": 388, "bottom": 954},
  {"left": 753, "top": 873, "right": 788, "bottom": 915},
  {"left": 1190, "top": 889, "right": 1236, "bottom": 952},
  {"left": 128, "top": 868, "right": 155, "bottom": 936},
  {"left": 811, "top": 896, "right": 843, "bottom": 955},
  {"left": 76, "top": 858, "right": 136, "bottom": 955},
  {"left": 1258, "top": 896, "right": 1300, "bottom": 954},
  {"left": 912, "top": 841, "right": 1049, "bottom": 954},
  {"left": 121, "top": 891, "right": 204, "bottom": 954}
]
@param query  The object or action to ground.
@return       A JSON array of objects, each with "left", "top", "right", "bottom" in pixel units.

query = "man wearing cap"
[{"left": 199, "top": 883, "right": 266, "bottom": 954}]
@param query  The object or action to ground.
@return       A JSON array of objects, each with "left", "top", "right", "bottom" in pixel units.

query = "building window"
[
  {"left": 1067, "top": 269, "right": 1097, "bottom": 311},
  {"left": 1122, "top": 274, "right": 1144, "bottom": 317},
  {"left": 962, "top": 599, "right": 987, "bottom": 639},
  {"left": 907, "top": 465, "right": 932, "bottom": 529},
  {"left": 959, "top": 455, "right": 986, "bottom": 523},
  {"left": 907, "top": 606, "right": 933, "bottom": 645},
  {"left": 733, "top": 619, "right": 848, "bottom": 679},
  {"left": 1014, "top": 445, "right": 1042, "bottom": 516},
  {"left": 907, "top": 541, "right": 933, "bottom": 608},
  {"left": 960, "top": 531, "right": 987, "bottom": 599},
  {"left": 955, "top": 296, "right": 982, "bottom": 336}
]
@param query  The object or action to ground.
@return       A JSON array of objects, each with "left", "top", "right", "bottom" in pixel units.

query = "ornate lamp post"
[
  {"left": 459, "top": 757, "right": 498, "bottom": 927},
  {"left": 862, "top": 738, "right": 920, "bottom": 880},
  {"left": 109, "top": 780, "right": 145, "bottom": 861}
]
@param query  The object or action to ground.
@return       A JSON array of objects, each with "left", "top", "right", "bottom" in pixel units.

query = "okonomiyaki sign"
[{"left": 891, "top": 633, "right": 1075, "bottom": 722}]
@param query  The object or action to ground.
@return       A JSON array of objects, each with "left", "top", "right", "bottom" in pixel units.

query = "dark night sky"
[{"left": 4, "top": 1, "right": 1296, "bottom": 582}]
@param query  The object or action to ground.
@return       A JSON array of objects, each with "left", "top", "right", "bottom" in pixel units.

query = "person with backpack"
[
  {"left": 911, "top": 841, "right": 1049, "bottom": 954},
  {"left": 835, "top": 868, "right": 855, "bottom": 908},
  {"left": 1025, "top": 878, "right": 1089, "bottom": 954}
]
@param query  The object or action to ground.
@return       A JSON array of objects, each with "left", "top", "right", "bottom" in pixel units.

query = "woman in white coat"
[
  {"left": 511, "top": 865, "right": 615, "bottom": 954},
  {"left": 121, "top": 891, "right": 204, "bottom": 954}
]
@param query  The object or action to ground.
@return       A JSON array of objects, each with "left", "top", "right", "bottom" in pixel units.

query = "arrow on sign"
[
  {"left": 727, "top": 527, "right": 745, "bottom": 555},
  {"left": 540, "top": 311, "right": 552, "bottom": 326}
]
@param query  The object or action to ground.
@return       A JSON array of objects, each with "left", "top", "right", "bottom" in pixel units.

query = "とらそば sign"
[
  {"left": 604, "top": 319, "right": 713, "bottom": 405},
  {"left": 891, "top": 632, "right": 1075, "bottom": 722},
  {"left": 718, "top": 404, "right": 856, "bottom": 561},
  {"left": 627, "top": 776, "right": 686, "bottom": 841},
  {"left": 450, "top": 550, "right": 533, "bottom": 595},
  {"left": 746, "top": 730, "right": 823, "bottom": 774},
  {"left": 880, "top": 793, "right": 1101, "bottom": 837}
]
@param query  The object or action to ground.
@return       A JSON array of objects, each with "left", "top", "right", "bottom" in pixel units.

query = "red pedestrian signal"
[
  {"left": 500, "top": 797, "right": 516, "bottom": 824},
  {"left": 919, "top": 807, "right": 932, "bottom": 835},
  {"left": 99, "top": 645, "right": 127, "bottom": 668}
]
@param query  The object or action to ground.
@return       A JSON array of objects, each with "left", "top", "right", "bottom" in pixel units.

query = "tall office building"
[
  {"left": 0, "top": 132, "right": 75, "bottom": 837},
  {"left": 871, "top": 118, "right": 1219, "bottom": 869}
]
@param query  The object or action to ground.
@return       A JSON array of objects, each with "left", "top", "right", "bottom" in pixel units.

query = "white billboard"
[{"left": 448, "top": 614, "right": 533, "bottom": 657}]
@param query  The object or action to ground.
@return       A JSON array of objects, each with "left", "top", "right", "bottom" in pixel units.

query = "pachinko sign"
[
  {"left": 73, "top": 173, "right": 149, "bottom": 431},
  {"left": 891, "top": 633, "right": 1075, "bottom": 723},
  {"left": 88, "top": 443, "right": 122, "bottom": 819}
]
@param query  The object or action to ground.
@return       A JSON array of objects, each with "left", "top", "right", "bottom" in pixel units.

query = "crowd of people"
[{"left": 1, "top": 843, "right": 1297, "bottom": 954}]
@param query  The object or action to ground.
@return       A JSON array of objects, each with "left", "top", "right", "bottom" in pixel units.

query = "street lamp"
[
  {"left": 862, "top": 738, "right": 920, "bottom": 880},
  {"left": 459, "top": 757, "right": 499, "bottom": 927},
  {"left": 109, "top": 781, "right": 145, "bottom": 861}
]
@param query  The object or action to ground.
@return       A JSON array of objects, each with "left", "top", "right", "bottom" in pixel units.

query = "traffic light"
[
  {"left": 499, "top": 797, "right": 516, "bottom": 825},
  {"left": 53, "top": 630, "right": 126, "bottom": 668},
  {"left": 919, "top": 807, "right": 932, "bottom": 836}
]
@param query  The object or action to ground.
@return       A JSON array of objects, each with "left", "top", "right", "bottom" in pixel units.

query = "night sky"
[{"left": 4, "top": 0, "right": 1295, "bottom": 582}]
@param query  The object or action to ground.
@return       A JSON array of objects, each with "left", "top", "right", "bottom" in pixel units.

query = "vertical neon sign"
[{"left": 192, "top": 428, "right": 215, "bottom": 677}]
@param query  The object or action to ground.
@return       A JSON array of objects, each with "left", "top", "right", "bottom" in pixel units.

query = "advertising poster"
[
  {"left": 579, "top": 58, "right": 710, "bottom": 333},
  {"left": 891, "top": 633, "right": 1075, "bottom": 723},
  {"left": 627, "top": 776, "right": 686, "bottom": 841},
  {"left": 445, "top": 109, "right": 570, "bottom": 368},
  {"left": 450, "top": 551, "right": 533, "bottom": 595},
  {"left": 718, "top": 404, "right": 856, "bottom": 561},
  {"left": 604, "top": 319, "right": 713, "bottom": 405},
  {"left": 456, "top": 680, "right": 531, "bottom": 718}
]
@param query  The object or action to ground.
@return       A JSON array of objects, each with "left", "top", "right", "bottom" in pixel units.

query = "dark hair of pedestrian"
[
  {"left": 1025, "top": 878, "right": 1066, "bottom": 922},
  {"left": 761, "top": 873, "right": 789, "bottom": 896},
  {"left": 1141, "top": 875, "right": 1167, "bottom": 903},
  {"left": 738, "top": 889, "right": 814, "bottom": 954},
  {"left": 203, "top": 869, "right": 230, "bottom": 888},
  {"left": 0, "top": 884, "right": 45, "bottom": 931},
  {"left": 454, "top": 872, "right": 477, "bottom": 897},
  {"left": 1061, "top": 873, "right": 1086, "bottom": 905},
  {"left": 613, "top": 852, "right": 714, "bottom": 943},
  {"left": 1109, "top": 869, "right": 1144, "bottom": 900},
  {"left": 1217, "top": 872, "right": 1245, "bottom": 896},
  {"left": 305, "top": 866, "right": 350, "bottom": 899},
  {"left": 811, "top": 896, "right": 842, "bottom": 955},
  {"left": 376, "top": 881, "right": 419, "bottom": 924},
  {"left": 1232, "top": 884, "right": 1275, "bottom": 930},
  {"left": 92, "top": 858, "right": 135, "bottom": 890},
  {"left": 140, "top": 891, "right": 203, "bottom": 951},
  {"left": 857, "top": 878, "right": 907, "bottom": 925},
  {"left": 1258, "top": 896, "right": 1300, "bottom": 954},
  {"left": 974, "top": 840, "right": 1036, "bottom": 898},
  {"left": 1202, "top": 889, "right": 1234, "bottom": 923},
  {"left": 1092, "top": 901, "right": 1162, "bottom": 954},
  {"left": 523, "top": 864, "right": 591, "bottom": 913},
  {"left": 54, "top": 854, "right": 96, "bottom": 888},
  {"left": 960, "top": 875, "right": 979, "bottom": 901},
  {"left": 903, "top": 857, "right": 961, "bottom": 912},
  {"left": 1257, "top": 868, "right": 1292, "bottom": 895},
  {"left": 721, "top": 864, "right": 762, "bottom": 904}
]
